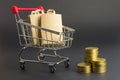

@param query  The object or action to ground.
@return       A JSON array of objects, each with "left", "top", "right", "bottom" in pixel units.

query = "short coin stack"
[
  {"left": 77, "top": 62, "right": 91, "bottom": 73},
  {"left": 77, "top": 47, "right": 107, "bottom": 74}
]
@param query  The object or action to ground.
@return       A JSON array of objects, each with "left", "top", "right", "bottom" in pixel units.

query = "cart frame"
[{"left": 12, "top": 6, "right": 75, "bottom": 73}]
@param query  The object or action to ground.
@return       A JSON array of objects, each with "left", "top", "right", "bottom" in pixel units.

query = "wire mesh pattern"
[{"left": 15, "top": 14, "right": 75, "bottom": 50}]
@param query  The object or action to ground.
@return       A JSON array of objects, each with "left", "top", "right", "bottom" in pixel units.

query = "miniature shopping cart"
[{"left": 11, "top": 6, "right": 75, "bottom": 73}]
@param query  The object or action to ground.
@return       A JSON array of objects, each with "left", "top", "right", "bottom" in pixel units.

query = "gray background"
[{"left": 0, "top": 0, "right": 120, "bottom": 80}]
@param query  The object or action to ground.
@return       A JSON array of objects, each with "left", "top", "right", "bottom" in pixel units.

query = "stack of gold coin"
[
  {"left": 77, "top": 47, "right": 107, "bottom": 74},
  {"left": 77, "top": 62, "right": 91, "bottom": 73},
  {"left": 84, "top": 47, "right": 99, "bottom": 63},
  {"left": 92, "top": 58, "right": 106, "bottom": 73}
]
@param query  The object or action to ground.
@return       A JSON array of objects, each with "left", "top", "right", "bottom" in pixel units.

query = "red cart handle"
[{"left": 11, "top": 5, "right": 44, "bottom": 14}]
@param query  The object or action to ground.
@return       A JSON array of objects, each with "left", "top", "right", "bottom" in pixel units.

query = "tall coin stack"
[
  {"left": 77, "top": 47, "right": 107, "bottom": 74},
  {"left": 84, "top": 47, "right": 99, "bottom": 63}
]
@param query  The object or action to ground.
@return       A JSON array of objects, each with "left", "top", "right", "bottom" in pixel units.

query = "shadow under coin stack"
[{"left": 77, "top": 47, "right": 107, "bottom": 74}]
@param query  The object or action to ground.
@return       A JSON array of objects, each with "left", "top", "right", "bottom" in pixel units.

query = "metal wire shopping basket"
[{"left": 11, "top": 5, "right": 75, "bottom": 73}]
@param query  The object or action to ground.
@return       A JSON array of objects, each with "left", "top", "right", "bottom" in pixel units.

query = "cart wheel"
[
  {"left": 49, "top": 65, "right": 56, "bottom": 73},
  {"left": 64, "top": 60, "right": 69, "bottom": 68},
  {"left": 19, "top": 62, "right": 25, "bottom": 70},
  {"left": 39, "top": 56, "right": 45, "bottom": 60},
  {"left": 39, "top": 53, "right": 45, "bottom": 60}
]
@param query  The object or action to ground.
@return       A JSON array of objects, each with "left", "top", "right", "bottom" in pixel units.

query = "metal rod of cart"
[{"left": 11, "top": 6, "right": 75, "bottom": 73}]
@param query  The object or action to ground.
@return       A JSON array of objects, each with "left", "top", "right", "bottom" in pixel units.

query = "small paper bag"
[
  {"left": 41, "top": 9, "right": 63, "bottom": 45},
  {"left": 28, "top": 10, "right": 44, "bottom": 45}
]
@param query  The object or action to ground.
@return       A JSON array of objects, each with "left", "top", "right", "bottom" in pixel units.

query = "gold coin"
[
  {"left": 92, "top": 58, "right": 106, "bottom": 66},
  {"left": 85, "top": 51, "right": 99, "bottom": 54},
  {"left": 84, "top": 57, "right": 98, "bottom": 63},
  {"left": 85, "top": 47, "right": 99, "bottom": 53},
  {"left": 85, "top": 54, "right": 98, "bottom": 56},
  {"left": 93, "top": 67, "right": 106, "bottom": 73},
  {"left": 97, "top": 58, "right": 106, "bottom": 62},
  {"left": 85, "top": 47, "right": 99, "bottom": 51}
]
